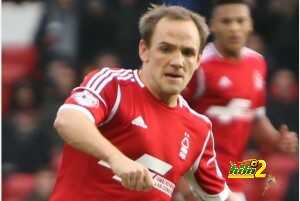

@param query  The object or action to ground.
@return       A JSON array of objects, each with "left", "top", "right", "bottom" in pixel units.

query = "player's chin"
[
  {"left": 227, "top": 43, "right": 243, "bottom": 52},
  {"left": 163, "top": 85, "right": 183, "bottom": 95}
]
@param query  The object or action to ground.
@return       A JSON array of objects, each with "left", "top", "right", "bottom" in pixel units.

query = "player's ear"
[{"left": 139, "top": 39, "right": 150, "bottom": 63}]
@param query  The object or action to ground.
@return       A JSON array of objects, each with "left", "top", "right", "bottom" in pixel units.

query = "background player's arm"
[{"left": 252, "top": 115, "right": 298, "bottom": 153}]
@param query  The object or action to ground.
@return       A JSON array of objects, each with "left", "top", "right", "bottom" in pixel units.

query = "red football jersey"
[
  {"left": 184, "top": 43, "right": 267, "bottom": 192},
  {"left": 50, "top": 67, "right": 230, "bottom": 201}
]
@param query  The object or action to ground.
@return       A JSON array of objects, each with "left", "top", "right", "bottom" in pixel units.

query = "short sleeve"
[
  {"left": 59, "top": 67, "right": 121, "bottom": 125},
  {"left": 254, "top": 58, "right": 267, "bottom": 118},
  {"left": 192, "top": 131, "right": 230, "bottom": 201}
]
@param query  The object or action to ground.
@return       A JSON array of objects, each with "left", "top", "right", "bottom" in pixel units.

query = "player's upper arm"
[
  {"left": 192, "top": 130, "right": 230, "bottom": 201},
  {"left": 58, "top": 67, "right": 123, "bottom": 125}
]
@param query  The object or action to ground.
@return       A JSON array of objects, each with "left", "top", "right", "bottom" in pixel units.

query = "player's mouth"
[
  {"left": 228, "top": 35, "right": 242, "bottom": 44},
  {"left": 164, "top": 73, "right": 184, "bottom": 81}
]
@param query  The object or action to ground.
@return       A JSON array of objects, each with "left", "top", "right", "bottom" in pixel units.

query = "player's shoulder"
[
  {"left": 200, "top": 42, "right": 221, "bottom": 64},
  {"left": 84, "top": 67, "right": 135, "bottom": 82},
  {"left": 242, "top": 47, "right": 267, "bottom": 73},
  {"left": 200, "top": 43, "right": 266, "bottom": 63},
  {"left": 241, "top": 47, "right": 265, "bottom": 61},
  {"left": 178, "top": 95, "right": 212, "bottom": 129},
  {"left": 81, "top": 67, "right": 138, "bottom": 90}
]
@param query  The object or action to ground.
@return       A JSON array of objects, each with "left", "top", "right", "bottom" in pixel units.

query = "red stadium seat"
[
  {"left": 2, "top": 45, "right": 37, "bottom": 85},
  {"left": 2, "top": 45, "right": 38, "bottom": 113},
  {"left": 3, "top": 173, "right": 35, "bottom": 201}
]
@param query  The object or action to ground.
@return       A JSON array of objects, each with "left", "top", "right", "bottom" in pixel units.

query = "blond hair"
[{"left": 139, "top": 4, "right": 209, "bottom": 52}]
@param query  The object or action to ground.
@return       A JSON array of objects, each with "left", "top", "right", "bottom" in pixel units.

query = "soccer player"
[
  {"left": 50, "top": 5, "right": 231, "bottom": 201},
  {"left": 179, "top": 0, "right": 298, "bottom": 200}
]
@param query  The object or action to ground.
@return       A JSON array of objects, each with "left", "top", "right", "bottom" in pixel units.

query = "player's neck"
[
  {"left": 214, "top": 41, "right": 242, "bottom": 60},
  {"left": 138, "top": 69, "right": 178, "bottom": 108}
]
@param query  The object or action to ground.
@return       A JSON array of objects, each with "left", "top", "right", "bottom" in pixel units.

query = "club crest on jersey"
[
  {"left": 73, "top": 90, "right": 99, "bottom": 107},
  {"left": 179, "top": 132, "right": 190, "bottom": 160}
]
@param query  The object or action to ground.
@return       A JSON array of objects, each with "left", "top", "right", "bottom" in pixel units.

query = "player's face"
[
  {"left": 139, "top": 18, "right": 200, "bottom": 97},
  {"left": 211, "top": 4, "right": 253, "bottom": 54}
]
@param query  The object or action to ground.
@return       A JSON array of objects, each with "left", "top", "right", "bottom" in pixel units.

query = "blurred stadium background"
[{"left": 2, "top": 0, "right": 299, "bottom": 201}]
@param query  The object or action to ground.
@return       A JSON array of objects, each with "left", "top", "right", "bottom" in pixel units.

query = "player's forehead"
[
  {"left": 212, "top": 4, "right": 250, "bottom": 19},
  {"left": 151, "top": 18, "right": 200, "bottom": 50}
]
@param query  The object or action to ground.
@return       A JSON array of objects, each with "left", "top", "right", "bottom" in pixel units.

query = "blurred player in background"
[
  {"left": 50, "top": 5, "right": 231, "bottom": 201},
  {"left": 176, "top": 0, "right": 298, "bottom": 201}
]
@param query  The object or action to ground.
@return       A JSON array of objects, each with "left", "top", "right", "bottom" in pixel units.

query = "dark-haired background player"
[{"left": 177, "top": 0, "right": 298, "bottom": 201}]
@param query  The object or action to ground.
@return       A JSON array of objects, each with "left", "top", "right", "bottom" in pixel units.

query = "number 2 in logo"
[{"left": 255, "top": 160, "right": 267, "bottom": 178}]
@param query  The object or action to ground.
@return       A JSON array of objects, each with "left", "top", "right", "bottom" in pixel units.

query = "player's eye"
[
  {"left": 159, "top": 45, "right": 173, "bottom": 53},
  {"left": 237, "top": 18, "right": 246, "bottom": 24},
  {"left": 221, "top": 18, "right": 231, "bottom": 25},
  {"left": 182, "top": 48, "right": 196, "bottom": 57}
]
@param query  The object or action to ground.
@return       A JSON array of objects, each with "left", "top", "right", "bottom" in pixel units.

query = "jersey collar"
[{"left": 133, "top": 69, "right": 145, "bottom": 88}]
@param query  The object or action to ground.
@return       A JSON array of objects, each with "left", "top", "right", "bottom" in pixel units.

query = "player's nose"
[
  {"left": 170, "top": 51, "right": 184, "bottom": 69},
  {"left": 229, "top": 21, "right": 241, "bottom": 32}
]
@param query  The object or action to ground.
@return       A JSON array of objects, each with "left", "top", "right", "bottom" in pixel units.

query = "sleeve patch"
[{"left": 72, "top": 90, "right": 100, "bottom": 107}]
